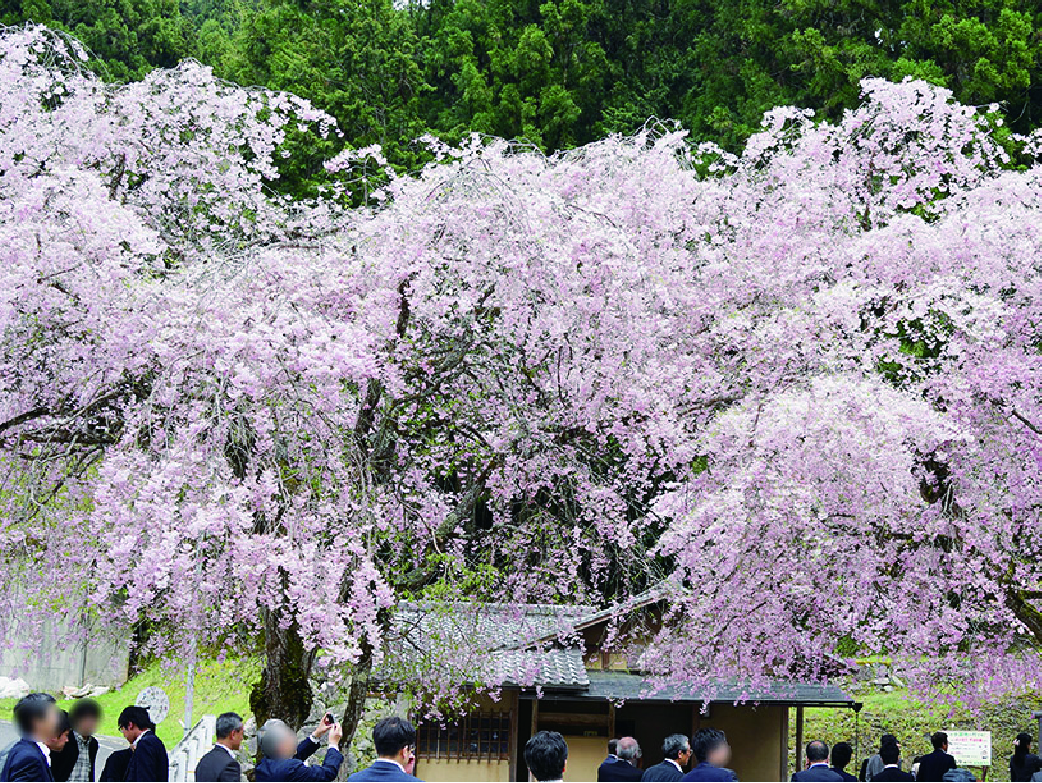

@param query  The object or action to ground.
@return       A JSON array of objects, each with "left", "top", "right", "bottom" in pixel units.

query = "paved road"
[{"left": 0, "top": 719, "right": 126, "bottom": 771}]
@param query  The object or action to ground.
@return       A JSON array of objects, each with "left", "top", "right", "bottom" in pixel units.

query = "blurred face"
[
  {"left": 75, "top": 715, "right": 100, "bottom": 738},
  {"left": 708, "top": 742, "right": 731, "bottom": 768},
  {"left": 277, "top": 729, "right": 297, "bottom": 759},
  {"left": 34, "top": 705, "right": 59, "bottom": 742},
  {"left": 679, "top": 746, "right": 693, "bottom": 767}
]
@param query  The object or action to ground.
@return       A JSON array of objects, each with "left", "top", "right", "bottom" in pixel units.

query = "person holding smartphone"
[
  {"left": 347, "top": 718, "right": 421, "bottom": 781},
  {"left": 256, "top": 716, "right": 343, "bottom": 782}
]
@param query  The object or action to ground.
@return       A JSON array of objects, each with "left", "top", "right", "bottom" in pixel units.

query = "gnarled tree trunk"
[
  {"left": 335, "top": 644, "right": 373, "bottom": 781},
  {"left": 250, "top": 607, "right": 314, "bottom": 731}
]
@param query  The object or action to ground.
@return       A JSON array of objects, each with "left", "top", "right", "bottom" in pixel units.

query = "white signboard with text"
[{"left": 946, "top": 731, "right": 992, "bottom": 767}]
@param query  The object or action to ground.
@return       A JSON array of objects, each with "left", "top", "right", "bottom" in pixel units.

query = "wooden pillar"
[
  {"left": 508, "top": 705, "right": 518, "bottom": 783},
  {"left": 527, "top": 699, "right": 538, "bottom": 782},
  {"left": 794, "top": 706, "right": 805, "bottom": 778},
  {"left": 779, "top": 707, "right": 790, "bottom": 782},
  {"left": 609, "top": 702, "right": 616, "bottom": 741}
]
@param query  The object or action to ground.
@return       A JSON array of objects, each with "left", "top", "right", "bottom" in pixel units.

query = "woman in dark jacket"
[{"left": 1011, "top": 733, "right": 1042, "bottom": 782}]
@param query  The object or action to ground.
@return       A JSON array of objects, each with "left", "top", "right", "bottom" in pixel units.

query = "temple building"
[{"left": 385, "top": 594, "right": 860, "bottom": 782}]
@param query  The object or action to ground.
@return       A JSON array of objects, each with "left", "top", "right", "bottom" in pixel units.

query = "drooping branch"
[
  {"left": 0, "top": 407, "right": 51, "bottom": 437},
  {"left": 1012, "top": 409, "right": 1042, "bottom": 436},
  {"left": 1008, "top": 589, "right": 1042, "bottom": 644}
]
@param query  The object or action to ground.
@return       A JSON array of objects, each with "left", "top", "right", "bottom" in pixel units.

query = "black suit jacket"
[
  {"left": 872, "top": 768, "right": 914, "bottom": 782},
  {"left": 599, "top": 758, "right": 643, "bottom": 782},
  {"left": 1013, "top": 754, "right": 1042, "bottom": 782},
  {"left": 642, "top": 761, "right": 684, "bottom": 782},
  {"left": 194, "top": 746, "right": 240, "bottom": 783},
  {"left": 98, "top": 750, "right": 132, "bottom": 783},
  {"left": 792, "top": 764, "right": 843, "bottom": 782},
  {"left": 124, "top": 732, "right": 168, "bottom": 782},
  {"left": 1, "top": 738, "right": 53, "bottom": 782},
  {"left": 51, "top": 734, "right": 99, "bottom": 782},
  {"left": 916, "top": 750, "right": 957, "bottom": 782},
  {"left": 255, "top": 738, "right": 343, "bottom": 783}
]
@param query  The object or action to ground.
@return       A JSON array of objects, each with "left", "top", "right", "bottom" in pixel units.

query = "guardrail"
[{"left": 169, "top": 715, "right": 216, "bottom": 783}]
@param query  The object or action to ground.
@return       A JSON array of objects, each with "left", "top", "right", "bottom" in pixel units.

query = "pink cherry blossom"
[{"left": 0, "top": 25, "right": 1039, "bottom": 716}]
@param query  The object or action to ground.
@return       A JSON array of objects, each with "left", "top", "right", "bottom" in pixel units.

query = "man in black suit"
[
  {"left": 642, "top": 735, "right": 691, "bottom": 782},
  {"left": 792, "top": 741, "right": 842, "bottom": 782},
  {"left": 830, "top": 742, "right": 858, "bottom": 782},
  {"left": 194, "top": 713, "right": 244, "bottom": 782},
  {"left": 916, "top": 733, "right": 958, "bottom": 782},
  {"left": 683, "top": 729, "right": 736, "bottom": 782},
  {"left": 599, "top": 740, "right": 620, "bottom": 780},
  {"left": 1, "top": 694, "right": 60, "bottom": 782},
  {"left": 862, "top": 735, "right": 899, "bottom": 782},
  {"left": 599, "top": 737, "right": 643, "bottom": 782},
  {"left": 872, "top": 744, "right": 914, "bottom": 782},
  {"left": 51, "top": 700, "right": 101, "bottom": 782},
  {"left": 255, "top": 718, "right": 344, "bottom": 782},
  {"left": 117, "top": 706, "right": 169, "bottom": 782}
]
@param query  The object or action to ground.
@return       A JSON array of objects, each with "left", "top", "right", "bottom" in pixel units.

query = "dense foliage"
[
  {"left": 3, "top": 0, "right": 1041, "bottom": 169},
  {"left": 2, "top": 23, "right": 1041, "bottom": 741}
]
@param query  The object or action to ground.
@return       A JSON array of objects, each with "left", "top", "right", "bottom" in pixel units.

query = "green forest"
[{"left": 3, "top": 0, "right": 1041, "bottom": 172}]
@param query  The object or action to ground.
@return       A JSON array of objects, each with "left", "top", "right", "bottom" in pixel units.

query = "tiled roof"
[
  {"left": 391, "top": 601, "right": 596, "bottom": 652},
  {"left": 379, "top": 602, "right": 593, "bottom": 689},
  {"left": 494, "top": 648, "right": 590, "bottom": 688},
  {"left": 578, "top": 671, "right": 855, "bottom": 706}
]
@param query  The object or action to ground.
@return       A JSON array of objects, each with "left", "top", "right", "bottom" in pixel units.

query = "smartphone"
[{"left": 324, "top": 713, "right": 336, "bottom": 725}]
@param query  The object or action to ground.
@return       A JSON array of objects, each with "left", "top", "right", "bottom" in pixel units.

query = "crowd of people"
[
  {"left": 4, "top": 692, "right": 1042, "bottom": 783},
  {"left": 589, "top": 730, "right": 740, "bottom": 782},
  {"left": 584, "top": 730, "right": 1042, "bottom": 783},
  {"left": 0, "top": 695, "right": 172, "bottom": 783},
  {"left": 0, "top": 693, "right": 418, "bottom": 783}
]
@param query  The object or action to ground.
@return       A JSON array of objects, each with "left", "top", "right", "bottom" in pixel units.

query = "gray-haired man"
[
  {"left": 195, "top": 712, "right": 245, "bottom": 782},
  {"left": 599, "top": 737, "right": 643, "bottom": 781}
]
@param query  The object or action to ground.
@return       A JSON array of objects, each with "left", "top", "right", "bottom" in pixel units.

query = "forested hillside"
[{"left": 3, "top": 0, "right": 1040, "bottom": 170}]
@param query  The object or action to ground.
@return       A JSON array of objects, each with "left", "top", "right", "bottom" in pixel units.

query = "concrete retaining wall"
[{"left": 0, "top": 612, "right": 129, "bottom": 691}]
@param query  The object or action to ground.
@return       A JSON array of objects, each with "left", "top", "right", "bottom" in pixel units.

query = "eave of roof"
[{"left": 520, "top": 670, "right": 859, "bottom": 708}]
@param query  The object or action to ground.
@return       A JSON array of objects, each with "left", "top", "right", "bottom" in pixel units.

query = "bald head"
[{"left": 618, "top": 736, "right": 641, "bottom": 761}]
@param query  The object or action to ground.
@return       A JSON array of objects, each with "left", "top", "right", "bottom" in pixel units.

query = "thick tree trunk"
[
  {"left": 250, "top": 607, "right": 314, "bottom": 731},
  {"left": 335, "top": 645, "right": 373, "bottom": 781}
]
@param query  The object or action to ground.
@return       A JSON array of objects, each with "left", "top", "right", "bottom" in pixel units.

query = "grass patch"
[{"left": 0, "top": 657, "right": 260, "bottom": 748}]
